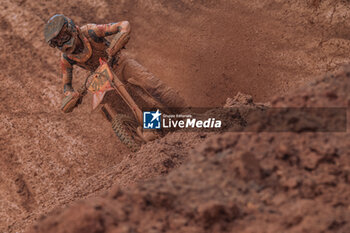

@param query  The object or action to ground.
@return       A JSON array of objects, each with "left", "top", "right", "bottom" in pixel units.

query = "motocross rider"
[{"left": 43, "top": 14, "right": 185, "bottom": 112}]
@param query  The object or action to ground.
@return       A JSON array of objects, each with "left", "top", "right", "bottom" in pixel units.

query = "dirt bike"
[{"left": 62, "top": 34, "right": 169, "bottom": 152}]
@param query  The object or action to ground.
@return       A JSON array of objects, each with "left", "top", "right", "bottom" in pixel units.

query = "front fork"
[{"left": 95, "top": 59, "right": 159, "bottom": 142}]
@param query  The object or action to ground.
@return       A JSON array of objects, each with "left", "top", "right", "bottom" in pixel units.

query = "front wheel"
[{"left": 111, "top": 114, "right": 143, "bottom": 152}]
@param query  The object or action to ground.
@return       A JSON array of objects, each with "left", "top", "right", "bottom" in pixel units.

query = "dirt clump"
[{"left": 27, "top": 69, "right": 350, "bottom": 233}]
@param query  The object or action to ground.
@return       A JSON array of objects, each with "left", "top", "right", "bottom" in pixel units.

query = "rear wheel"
[{"left": 111, "top": 114, "right": 143, "bottom": 152}]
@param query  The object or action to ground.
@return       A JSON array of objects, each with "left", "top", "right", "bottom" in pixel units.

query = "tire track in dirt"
[{"left": 2, "top": 0, "right": 350, "bottom": 232}]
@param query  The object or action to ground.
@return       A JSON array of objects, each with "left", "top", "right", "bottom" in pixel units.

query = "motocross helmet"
[{"left": 44, "top": 14, "right": 79, "bottom": 53}]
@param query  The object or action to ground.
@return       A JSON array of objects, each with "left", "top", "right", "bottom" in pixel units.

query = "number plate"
[{"left": 88, "top": 69, "right": 111, "bottom": 93}]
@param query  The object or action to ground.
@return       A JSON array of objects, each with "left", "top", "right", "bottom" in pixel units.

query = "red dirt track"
[{"left": 1, "top": 0, "right": 350, "bottom": 232}]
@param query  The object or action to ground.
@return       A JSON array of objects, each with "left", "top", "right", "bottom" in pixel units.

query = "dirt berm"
[
  {"left": 27, "top": 68, "right": 350, "bottom": 232},
  {"left": 2, "top": 0, "right": 350, "bottom": 232}
]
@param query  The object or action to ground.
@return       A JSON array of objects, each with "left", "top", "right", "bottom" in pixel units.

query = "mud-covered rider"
[{"left": 44, "top": 14, "right": 185, "bottom": 112}]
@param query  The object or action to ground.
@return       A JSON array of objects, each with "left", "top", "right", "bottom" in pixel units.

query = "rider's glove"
[{"left": 61, "top": 91, "right": 82, "bottom": 113}]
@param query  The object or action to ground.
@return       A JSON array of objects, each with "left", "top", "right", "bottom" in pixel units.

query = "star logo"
[
  {"left": 143, "top": 110, "right": 162, "bottom": 129},
  {"left": 151, "top": 110, "right": 161, "bottom": 122}
]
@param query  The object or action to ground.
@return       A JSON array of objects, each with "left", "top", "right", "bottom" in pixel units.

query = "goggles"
[{"left": 49, "top": 24, "right": 72, "bottom": 48}]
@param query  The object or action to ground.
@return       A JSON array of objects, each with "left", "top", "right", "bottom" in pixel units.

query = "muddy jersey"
[{"left": 60, "top": 22, "right": 127, "bottom": 93}]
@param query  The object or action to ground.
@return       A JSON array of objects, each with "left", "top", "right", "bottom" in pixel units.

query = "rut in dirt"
[{"left": 2, "top": 0, "right": 350, "bottom": 232}]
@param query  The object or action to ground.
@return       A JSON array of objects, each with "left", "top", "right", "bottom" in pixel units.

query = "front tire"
[{"left": 111, "top": 114, "right": 143, "bottom": 152}]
